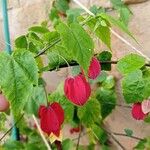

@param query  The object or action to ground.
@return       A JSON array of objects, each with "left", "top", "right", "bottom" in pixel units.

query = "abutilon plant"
[
  {"left": 88, "top": 57, "right": 101, "bottom": 79},
  {"left": 64, "top": 74, "right": 91, "bottom": 106},
  {"left": 1, "top": 0, "right": 150, "bottom": 149},
  {"left": 38, "top": 102, "right": 64, "bottom": 137},
  {"left": 131, "top": 103, "right": 147, "bottom": 120}
]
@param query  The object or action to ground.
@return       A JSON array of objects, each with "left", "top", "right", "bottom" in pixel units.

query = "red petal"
[
  {"left": 132, "top": 103, "right": 147, "bottom": 120},
  {"left": 64, "top": 74, "right": 91, "bottom": 106},
  {"left": 40, "top": 106, "right": 60, "bottom": 135},
  {"left": 38, "top": 105, "right": 46, "bottom": 118},
  {"left": 50, "top": 102, "right": 64, "bottom": 125},
  {"left": 141, "top": 100, "right": 150, "bottom": 114},
  {"left": 88, "top": 57, "right": 101, "bottom": 79}
]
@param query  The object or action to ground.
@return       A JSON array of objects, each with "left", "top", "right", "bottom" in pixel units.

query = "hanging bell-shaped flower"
[
  {"left": 64, "top": 74, "right": 91, "bottom": 106},
  {"left": 131, "top": 103, "right": 147, "bottom": 120},
  {"left": 38, "top": 102, "right": 64, "bottom": 137},
  {"left": 88, "top": 57, "right": 101, "bottom": 79}
]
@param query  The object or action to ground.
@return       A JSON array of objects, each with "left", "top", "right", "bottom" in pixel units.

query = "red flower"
[
  {"left": 88, "top": 57, "right": 101, "bottom": 79},
  {"left": 64, "top": 74, "right": 91, "bottom": 106},
  {"left": 70, "top": 127, "right": 80, "bottom": 134},
  {"left": 132, "top": 103, "right": 147, "bottom": 120},
  {"left": 38, "top": 102, "right": 64, "bottom": 137}
]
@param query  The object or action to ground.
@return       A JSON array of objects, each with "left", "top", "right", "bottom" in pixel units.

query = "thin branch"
[
  {"left": 39, "top": 60, "right": 150, "bottom": 73},
  {"left": 34, "top": 39, "right": 61, "bottom": 58},
  {"left": 107, "top": 132, "right": 126, "bottom": 150},
  {"left": 112, "top": 132, "right": 144, "bottom": 141},
  {"left": 76, "top": 125, "right": 82, "bottom": 150},
  {"left": 0, "top": 113, "right": 24, "bottom": 142},
  {"left": 32, "top": 115, "right": 52, "bottom": 150}
]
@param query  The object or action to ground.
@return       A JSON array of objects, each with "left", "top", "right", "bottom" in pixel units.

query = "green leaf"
[
  {"left": 110, "top": 0, "right": 132, "bottom": 25},
  {"left": 110, "top": 0, "right": 124, "bottom": 8},
  {"left": 15, "top": 35, "right": 28, "bottom": 49},
  {"left": 119, "top": 7, "right": 132, "bottom": 26},
  {"left": 100, "top": 13, "right": 136, "bottom": 40},
  {"left": 13, "top": 50, "right": 38, "bottom": 85},
  {"left": 62, "top": 139, "right": 74, "bottom": 150},
  {"left": 144, "top": 114, "right": 150, "bottom": 123},
  {"left": 29, "top": 26, "right": 49, "bottom": 34},
  {"left": 25, "top": 86, "right": 47, "bottom": 116},
  {"left": 96, "top": 88, "right": 116, "bottom": 119},
  {"left": 47, "top": 44, "right": 71, "bottom": 71},
  {"left": 56, "top": 22, "right": 93, "bottom": 73},
  {"left": 98, "top": 51, "right": 112, "bottom": 71},
  {"left": 134, "top": 139, "right": 147, "bottom": 150},
  {"left": 78, "top": 98, "right": 101, "bottom": 127},
  {"left": 122, "top": 70, "right": 145, "bottom": 103},
  {"left": 102, "top": 75, "right": 115, "bottom": 89},
  {"left": 90, "top": 71, "right": 107, "bottom": 85},
  {"left": 55, "top": 0, "right": 69, "bottom": 13},
  {"left": 102, "top": 145, "right": 111, "bottom": 150},
  {"left": 91, "top": 124, "right": 108, "bottom": 144},
  {"left": 0, "top": 51, "right": 38, "bottom": 117},
  {"left": 66, "top": 8, "right": 83, "bottom": 24},
  {"left": 124, "top": 128, "right": 133, "bottom": 137},
  {"left": 3, "top": 139, "right": 24, "bottom": 150},
  {"left": 117, "top": 54, "right": 145, "bottom": 74},
  {"left": 90, "top": 5, "right": 105, "bottom": 15},
  {"left": 143, "top": 69, "right": 150, "bottom": 99},
  {"left": 49, "top": 83, "right": 74, "bottom": 122},
  {"left": 49, "top": 7, "right": 59, "bottom": 21},
  {"left": 86, "top": 18, "right": 111, "bottom": 49},
  {"left": 42, "top": 31, "right": 60, "bottom": 44}
]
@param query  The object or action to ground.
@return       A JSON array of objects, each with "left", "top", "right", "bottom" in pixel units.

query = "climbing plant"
[{"left": 0, "top": 0, "right": 150, "bottom": 149}]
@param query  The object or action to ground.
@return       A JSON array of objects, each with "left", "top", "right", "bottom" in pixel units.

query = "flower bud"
[
  {"left": 64, "top": 74, "right": 91, "bottom": 106},
  {"left": 88, "top": 57, "right": 101, "bottom": 79},
  {"left": 38, "top": 102, "right": 64, "bottom": 137},
  {"left": 132, "top": 103, "right": 147, "bottom": 120}
]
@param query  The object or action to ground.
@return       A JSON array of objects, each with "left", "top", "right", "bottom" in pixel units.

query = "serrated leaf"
[
  {"left": 90, "top": 5, "right": 105, "bottom": 15},
  {"left": 119, "top": 7, "right": 131, "bottom": 26},
  {"left": 102, "top": 75, "right": 115, "bottom": 89},
  {"left": 86, "top": 18, "right": 111, "bottom": 49},
  {"left": 122, "top": 70, "right": 145, "bottom": 103},
  {"left": 100, "top": 13, "right": 136, "bottom": 41},
  {"left": 62, "top": 139, "right": 74, "bottom": 150},
  {"left": 117, "top": 54, "right": 145, "bottom": 75},
  {"left": 15, "top": 35, "right": 28, "bottom": 49},
  {"left": 56, "top": 22, "right": 93, "bottom": 73},
  {"left": 98, "top": 51, "right": 112, "bottom": 71},
  {"left": 13, "top": 50, "right": 38, "bottom": 85},
  {"left": 49, "top": 83, "right": 74, "bottom": 122},
  {"left": 3, "top": 139, "right": 24, "bottom": 150},
  {"left": 25, "top": 86, "right": 47, "bottom": 116},
  {"left": 91, "top": 124, "right": 108, "bottom": 144},
  {"left": 134, "top": 139, "right": 147, "bottom": 150},
  {"left": 55, "top": 0, "right": 69, "bottom": 13},
  {"left": 124, "top": 128, "right": 133, "bottom": 137},
  {"left": 29, "top": 26, "right": 49, "bottom": 34},
  {"left": 42, "top": 31, "right": 60, "bottom": 44},
  {"left": 0, "top": 51, "right": 38, "bottom": 117},
  {"left": 78, "top": 98, "right": 101, "bottom": 127},
  {"left": 96, "top": 88, "right": 116, "bottom": 119},
  {"left": 66, "top": 8, "right": 83, "bottom": 24},
  {"left": 143, "top": 69, "right": 150, "bottom": 99}
]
